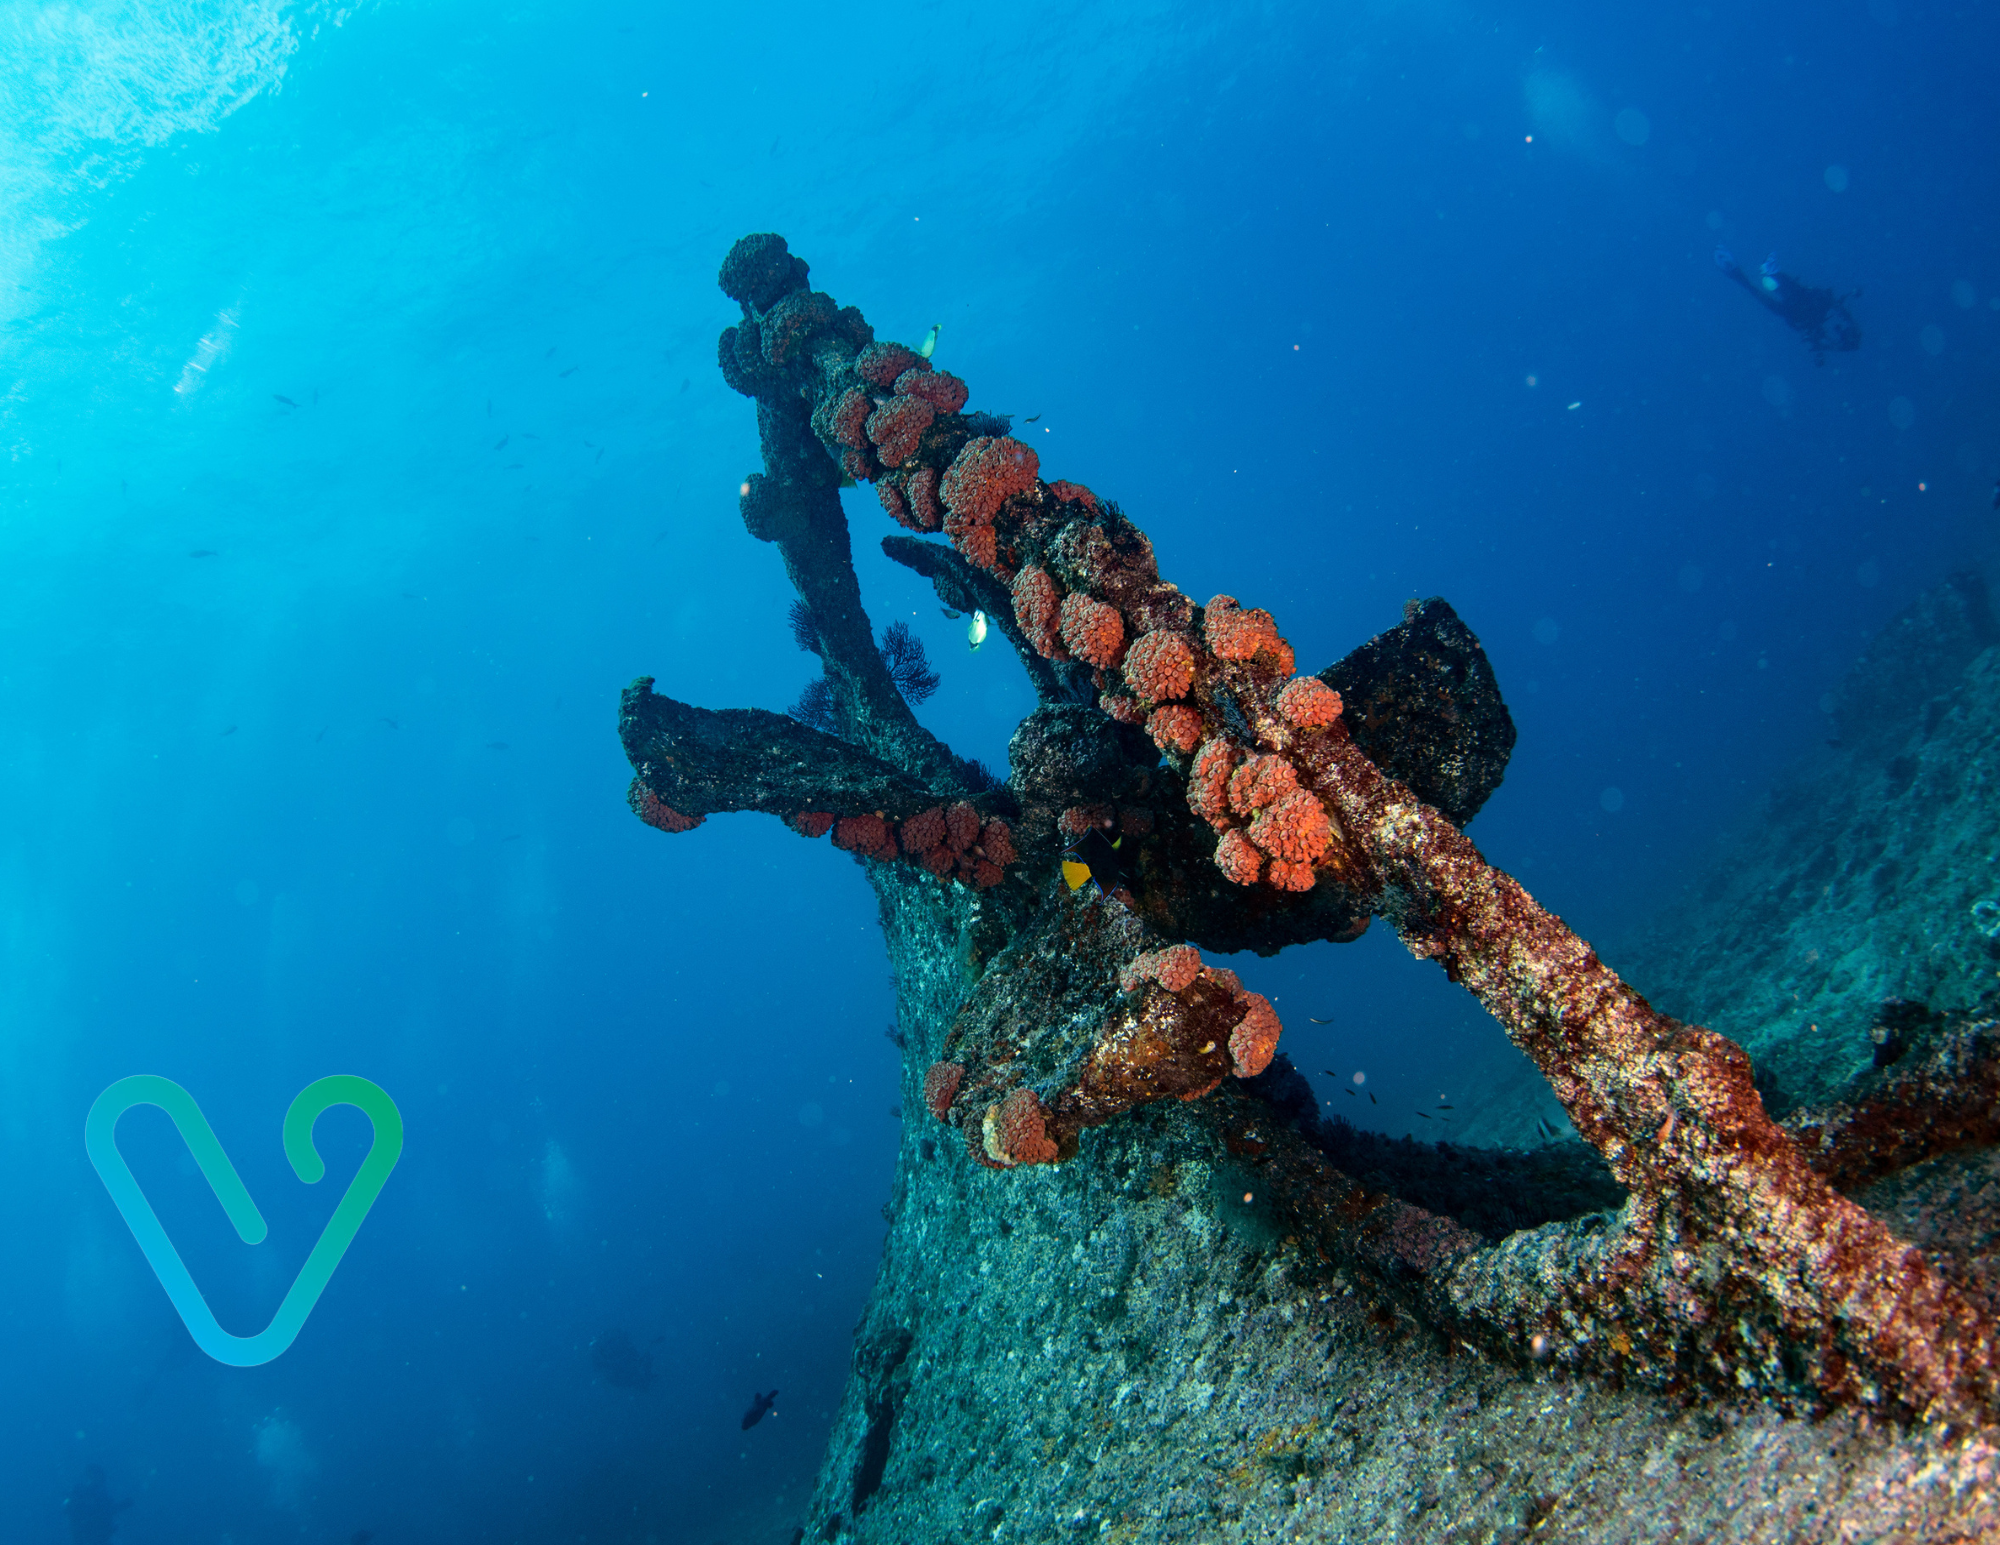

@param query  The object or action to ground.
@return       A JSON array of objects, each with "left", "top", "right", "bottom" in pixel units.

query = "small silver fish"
[{"left": 966, "top": 609, "right": 987, "bottom": 651}]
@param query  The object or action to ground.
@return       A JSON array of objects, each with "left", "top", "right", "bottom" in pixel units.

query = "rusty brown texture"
[{"left": 1789, "top": 1018, "right": 2000, "bottom": 1195}]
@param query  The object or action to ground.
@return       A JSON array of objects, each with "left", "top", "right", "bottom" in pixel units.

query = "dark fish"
[
  {"left": 1062, "top": 828, "right": 1138, "bottom": 899},
  {"left": 545, "top": 346, "right": 557, "bottom": 358},
  {"left": 381, "top": 717, "right": 399, "bottom": 730},
  {"left": 1368, "top": 1092, "right": 1376, "bottom": 1105},
  {"left": 220, "top": 725, "right": 236, "bottom": 736},
  {"left": 522, "top": 432, "right": 539, "bottom": 439},
  {"left": 1307, "top": 1016, "right": 1335, "bottom": 1024},
  {"left": 741, "top": 1389, "right": 778, "bottom": 1430},
  {"left": 680, "top": 377, "right": 691, "bottom": 393},
  {"left": 1438, "top": 1103, "right": 1453, "bottom": 1110},
  {"left": 595, "top": 449, "right": 604, "bottom": 463},
  {"left": 1024, "top": 414, "right": 1042, "bottom": 422},
  {"left": 584, "top": 440, "right": 597, "bottom": 448},
  {"left": 560, "top": 367, "right": 578, "bottom": 377},
  {"left": 273, "top": 394, "right": 297, "bottom": 407},
  {"left": 941, "top": 607, "right": 963, "bottom": 619},
  {"left": 486, "top": 741, "right": 508, "bottom": 750},
  {"left": 506, "top": 462, "right": 523, "bottom": 469},
  {"left": 494, "top": 434, "right": 509, "bottom": 450},
  {"left": 188, "top": 549, "right": 217, "bottom": 558},
  {"left": 1415, "top": 1111, "right": 1431, "bottom": 1120},
  {"left": 315, "top": 728, "right": 326, "bottom": 742}
]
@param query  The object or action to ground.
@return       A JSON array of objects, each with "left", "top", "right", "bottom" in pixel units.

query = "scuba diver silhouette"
[
  {"left": 1715, "top": 247, "right": 1861, "bottom": 361},
  {"left": 63, "top": 1465, "right": 132, "bottom": 1545}
]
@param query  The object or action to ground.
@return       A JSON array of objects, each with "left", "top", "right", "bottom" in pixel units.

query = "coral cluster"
[
  {"left": 629, "top": 784, "right": 704, "bottom": 833},
  {"left": 940, "top": 436, "right": 1040, "bottom": 570},
  {"left": 821, "top": 803, "right": 1015, "bottom": 889},
  {"left": 1117, "top": 944, "right": 1202, "bottom": 994},
  {"left": 980, "top": 1088, "right": 1059, "bottom": 1168},
  {"left": 921, "top": 1060, "right": 964, "bottom": 1122},
  {"left": 1122, "top": 629, "right": 1196, "bottom": 703},
  {"left": 1010, "top": 565, "right": 1064, "bottom": 659},
  {"left": 920, "top": 889, "right": 1291, "bottom": 1170},
  {"left": 713, "top": 232, "right": 1443, "bottom": 913}
]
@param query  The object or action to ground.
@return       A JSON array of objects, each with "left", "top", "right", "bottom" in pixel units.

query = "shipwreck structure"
[{"left": 620, "top": 236, "right": 2000, "bottom": 1541}]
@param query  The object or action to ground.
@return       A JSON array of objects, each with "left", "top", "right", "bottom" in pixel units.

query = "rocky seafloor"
[{"left": 793, "top": 573, "right": 2000, "bottom": 1544}]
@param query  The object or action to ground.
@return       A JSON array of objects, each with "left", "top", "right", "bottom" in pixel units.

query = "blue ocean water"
[{"left": 1, "top": 0, "right": 1993, "bottom": 1538}]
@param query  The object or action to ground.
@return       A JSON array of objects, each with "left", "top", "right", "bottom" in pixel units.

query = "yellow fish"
[{"left": 1062, "top": 830, "right": 1135, "bottom": 897}]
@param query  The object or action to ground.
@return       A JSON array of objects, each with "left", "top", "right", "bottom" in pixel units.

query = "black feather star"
[
  {"left": 786, "top": 619, "right": 941, "bottom": 735},
  {"left": 789, "top": 600, "right": 821, "bottom": 655},
  {"left": 787, "top": 675, "right": 839, "bottom": 734},
  {"left": 878, "top": 621, "right": 940, "bottom": 706},
  {"left": 955, "top": 755, "right": 1002, "bottom": 792}
]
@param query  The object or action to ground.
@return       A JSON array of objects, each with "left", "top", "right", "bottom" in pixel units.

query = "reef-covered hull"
[
  {"left": 1624, "top": 573, "right": 2000, "bottom": 1114},
  {"left": 806, "top": 917, "right": 2000, "bottom": 1541},
  {"left": 636, "top": 239, "right": 2000, "bottom": 1540}
]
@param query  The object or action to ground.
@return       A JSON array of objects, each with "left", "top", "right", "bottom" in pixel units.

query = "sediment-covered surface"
[{"left": 806, "top": 920, "right": 2000, "bottom": 1541}]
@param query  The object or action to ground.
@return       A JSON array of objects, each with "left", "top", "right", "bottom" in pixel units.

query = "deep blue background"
[{"left": 2, "top": 0, "right": 1994, "bottom": 1539}]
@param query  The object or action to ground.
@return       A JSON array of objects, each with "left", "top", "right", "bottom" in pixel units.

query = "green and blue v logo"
[{"left": 86, "top": 1075, "right": 403, "bottom": 1367}]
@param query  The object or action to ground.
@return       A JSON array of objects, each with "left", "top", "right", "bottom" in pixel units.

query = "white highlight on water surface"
[{"left": 0, "top": 0, "right": 316, "bottom": 323}]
